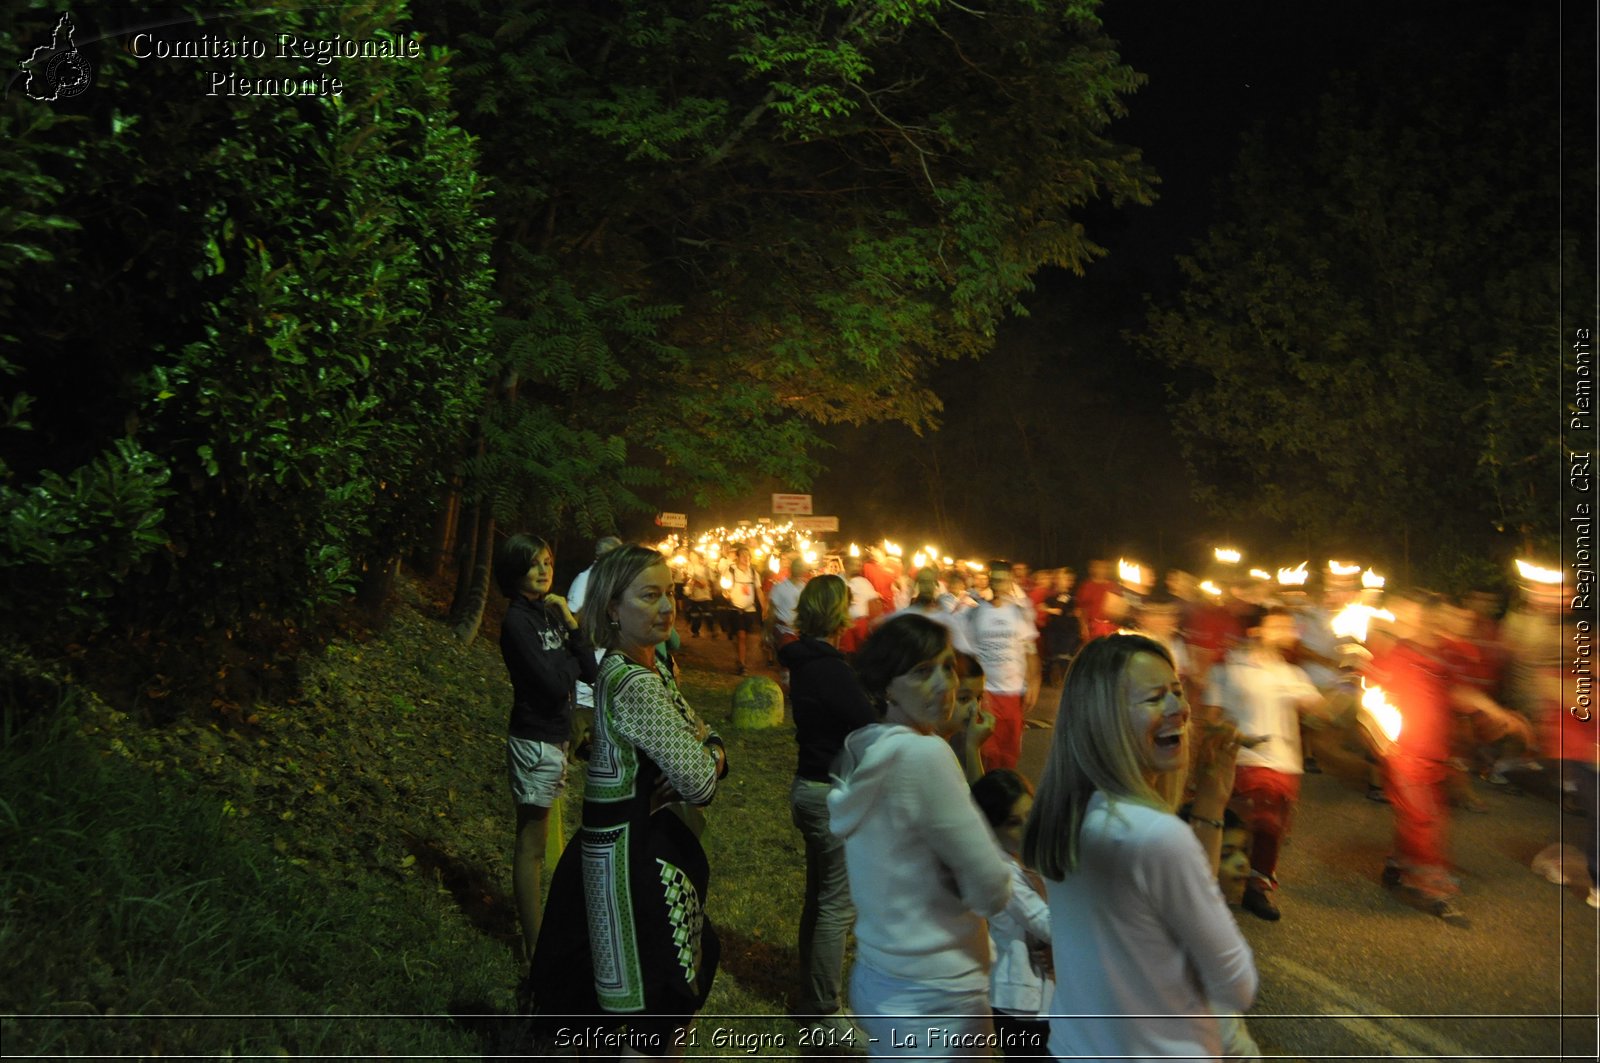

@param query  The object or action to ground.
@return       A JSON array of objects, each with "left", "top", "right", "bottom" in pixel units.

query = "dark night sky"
[{"left": 674, "top": 0, "right": 1578, "bottom": 573}]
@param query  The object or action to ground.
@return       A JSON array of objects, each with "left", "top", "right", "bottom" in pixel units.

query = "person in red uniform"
[
  {"left": 1368, "top": 592, "right": 1532, "bottom": 923},
  {"left": 1075, "top": 559, "right": 1126, "bottom": 642}
]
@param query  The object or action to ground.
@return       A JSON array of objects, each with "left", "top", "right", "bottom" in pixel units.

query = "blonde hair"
[
  {"left": 796, "top": 574, "right": 850, "bottom": 639},
  {"left": 579, "top": 544, "right": 666, "bottom": 650},
  {"left": 1022, "top": 634, "right": 1185, "bottom": 880}
]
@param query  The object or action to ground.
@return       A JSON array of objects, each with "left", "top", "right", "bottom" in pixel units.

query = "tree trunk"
[
  {"left": 420, "top": 483, "right": 461, "bottom": 578},
  {"left": 451, "top": 507, "right": 497, "bottom": 646}
]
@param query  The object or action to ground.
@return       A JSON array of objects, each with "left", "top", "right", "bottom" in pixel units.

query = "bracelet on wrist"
[{"left": 1191, "top": 815, "right": 1224, "bottom": 829}]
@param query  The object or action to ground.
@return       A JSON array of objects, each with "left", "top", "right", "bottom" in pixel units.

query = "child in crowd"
[
  {"left": 972, "top": 769, "right": 1052, "bottom": 1056},
  {"left": 1178, "top": 802, "right": 1261, "bottom": 1060},
  {"left": 949, "top": 653, "right": 996, "bottom": 783}
]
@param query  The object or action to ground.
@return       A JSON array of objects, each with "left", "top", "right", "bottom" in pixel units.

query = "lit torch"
[
  {"left": 1330, "top": 603, "right": 1395, "bottom": 643},
  {"left": 1199, "top": 580, "right": 1223, "bottom": 598},
  {"left": 1357, "top": 680, "right": 1403, "bottom": 756},
  {"left": 1514, "top": 559, "right": 1563, "bottom": 585},
  {"left": 1328, "top": 560, "right": 1361, "bottom": 577},
  {"left": 1276, "top": 562, "right": 1309, "bottom": 587},
  {"left": 1361, "top": 568, "right": 1386, "bottom": 590}
]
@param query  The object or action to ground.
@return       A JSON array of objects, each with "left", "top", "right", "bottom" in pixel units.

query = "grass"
[{"left": 0, "top": 579, "right": 825, "bottom": 1057}]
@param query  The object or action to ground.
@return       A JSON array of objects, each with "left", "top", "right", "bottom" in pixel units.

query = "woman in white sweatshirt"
[
  {"left": 1022, "top": 633, "right": 1257, "bottom": 1063},
  {"left": 829, "top": 614, "right": 1012, "bottom": 1058}
]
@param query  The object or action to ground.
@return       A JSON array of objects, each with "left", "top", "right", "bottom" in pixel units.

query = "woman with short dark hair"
[{"left": 828, "top": 614, "right": 1012, "bottom": 1055}]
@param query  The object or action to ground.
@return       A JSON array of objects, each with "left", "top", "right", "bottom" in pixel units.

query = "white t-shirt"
[
  {"left": 767, "top": 577, "right": 804, "bottom": 635},
  {"left": 909, "top": 602, "right": 976, "bottom": 657},
  {"left": 727, "top": 564, "right": 759, "bottom": 612},
  {"left": 1206, "top": 650, "right": 1319, "bottom": 774},
  {"left": 1047, "top": 794, "right": 1257, "bottom": 1063},
  {"left": 965, "top": 600, "right": 1038, "bottom": 695},
  {"left": 567, "top": 565, "right": 594, "bottom": 615},
  {"left": 847, "top": 575, "right": 879, "bottom": 621}
]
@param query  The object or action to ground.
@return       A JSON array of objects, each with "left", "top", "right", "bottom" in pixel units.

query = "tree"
[
  {"left": 1138, "top": 24, "right": 1587, "bottom": 585},
  {"left": 1, "top": 0, "right": 496, "bottom": 658},
  {"left": 414, "top": 0, "right": 1157, "bottom": 556}
]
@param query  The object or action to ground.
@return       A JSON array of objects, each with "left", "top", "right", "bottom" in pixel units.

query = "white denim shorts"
[{"left": 506, "top": 736, "right": 567, "bottom": 808}]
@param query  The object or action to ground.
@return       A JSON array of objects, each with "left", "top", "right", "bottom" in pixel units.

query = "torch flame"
[
  {"left": 1248, "top": 568, "right": 1272, "bottom": 582},
  {"left": 1330, "top": 603, "right": 1396, "bottom": 642},
  {"left": 848, "top": 543, "right": 861, "bottom": 558},
  {"left": 719, "top": 574, "right": 733, "bottom": 591},
  {"left": 1118, "top": 558, "right": 1145, "bottom": 586},
  {"left": 1328, "top": 560, "right": 1362, "bottom": 577},
  {"left": 768, "top": 556, "right": 780, "bottom": 574},
  {"left": 1199, "top": 580, "right": 1223, "bottom": 598},
  {"left": 1276, "top": 562, "right": 1309, "bottom": 587},
  {"left": 1360, "top": 681, "right": 1403, "bottom": 743},
  {"left": 1361, "top": 568, "right": 1386, "bottom": 589},
  {"left": 1514, "top": 559, "right": 1562, "bottom": 585},
  {"left": 1214, "top": 547, "right": 1242, "bottom": 564}
]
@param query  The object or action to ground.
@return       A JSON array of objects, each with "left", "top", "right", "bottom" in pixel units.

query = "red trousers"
[
  {"left": 1384, "top": 753, "right": 1454, "bottom": 897},
  {"left": 1230, "top": 766, "right": 1301, "bottom": 886},
  {"left": 980, "top": 693, "right": 1025, "bottom": 772}
]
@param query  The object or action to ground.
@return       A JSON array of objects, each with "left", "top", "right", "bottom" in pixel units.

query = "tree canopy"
[
  {"left": 2, "top": 0, "right": 495, "bottom": 652},
  {"left": 416, "top": 0, "right": 1156, "bottom": 528},
  {"left": 1138, "top": 22, "right": 1587, "bottom": 586}
]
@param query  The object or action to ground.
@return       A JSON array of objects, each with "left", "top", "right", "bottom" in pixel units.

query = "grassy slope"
[{"left": 0, "top": 576, "right": 817, "bottom": 1056}]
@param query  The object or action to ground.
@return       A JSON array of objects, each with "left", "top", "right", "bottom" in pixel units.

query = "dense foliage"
[
  {"left": 1139, "top": 24, "right": 1588, "bottom": 584},
  {"left": 415, "top": 0, "right": 1155, "bottom": 532},
  {"left": 1, "top": 0, "right": 495, "bottom": 652}
]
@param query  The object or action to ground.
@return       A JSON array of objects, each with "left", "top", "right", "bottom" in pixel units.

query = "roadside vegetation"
[{"left": 1, "top": 576, "right": 811, "bottom": 1056}]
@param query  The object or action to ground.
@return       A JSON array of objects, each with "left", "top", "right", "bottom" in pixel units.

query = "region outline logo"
[{"left": 19, "top": 11, "right": 93, "bottom": 101}]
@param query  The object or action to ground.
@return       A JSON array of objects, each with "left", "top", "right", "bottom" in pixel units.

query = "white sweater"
[
  {"left": 828, "top": 724, "right": 1012, "bottom": 983},
  {"left": 989, "top": 854, "right": 1054, "bottom": 1016},
  {"left": 1046, "top": 793, "right": 1257, "bottom": 1063}
]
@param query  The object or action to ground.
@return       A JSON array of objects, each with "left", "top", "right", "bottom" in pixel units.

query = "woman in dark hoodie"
[
  {"left": 494, "top": 534, "right": 598, "bottom": 972},
  {"left": 779, "top": 573, "right": 878, "bottom": 1042}
]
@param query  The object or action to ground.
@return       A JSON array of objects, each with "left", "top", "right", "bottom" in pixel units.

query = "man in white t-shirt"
[
  {"left": 1203, "top": 607, "right": 1326, "bottom": 922},
  {"left": 724, "top": 544, "right": 765, "bottom": 675},
  {"left": 683, "top": 549, "right": 716, "bottom": 637},
  {"left": 765, "top": 552, "right": 811, "bottom": 648},
  {"left": 566, "top": 535, "right": 622, "bottom": 616},
  {"left": 966, "top": 561, "right": 1040, "bottom": 771}
]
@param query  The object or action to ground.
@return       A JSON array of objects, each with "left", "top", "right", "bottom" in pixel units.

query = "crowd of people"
[{"left": 489, "top": 529, "right": 1594, "bottom": 1060}]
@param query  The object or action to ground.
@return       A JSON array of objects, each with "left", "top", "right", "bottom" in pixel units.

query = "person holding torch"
[{"left": 1369, "top": 590, "right": 1533, "bottom": 923}]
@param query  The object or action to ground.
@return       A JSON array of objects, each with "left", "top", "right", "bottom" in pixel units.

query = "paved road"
[
  {"left": 681, "top": 626, "right": 1597, "bottom": 1059},
  {"left": 1021, "top": 692, "right": 1600, "bottom": 1062}
]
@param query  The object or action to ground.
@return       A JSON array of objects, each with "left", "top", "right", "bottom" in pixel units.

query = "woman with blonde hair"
[
  {"left": 779, "top": 574, "right": 876, "bottom": 1040},
  {"left": 530, "top": 545, "right": 728, "bottom": 1056},
  {"left": 1023, "top": 633, "right": 1256, "bottom": 1062}
]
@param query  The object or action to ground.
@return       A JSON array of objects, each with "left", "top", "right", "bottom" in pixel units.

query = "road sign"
[
  {"left": 655, "top": 512, "right": 687, "bottom": 528},
  {"left": 771, "top": 493, "right": 813, "bottom": 515},
  {"left": 792, "top": 515, "right": 839, "bottom": 533}
]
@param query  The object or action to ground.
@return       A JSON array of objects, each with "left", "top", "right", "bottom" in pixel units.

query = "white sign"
[
  {"left": 792, "top": 515, "right": 839, "bottom": 533},
  {"left": 654, "top": 512, "right": 687, "bottom": 528},
  {"left": 771, "top": 493, "right": 813, "bottom": 515}
]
